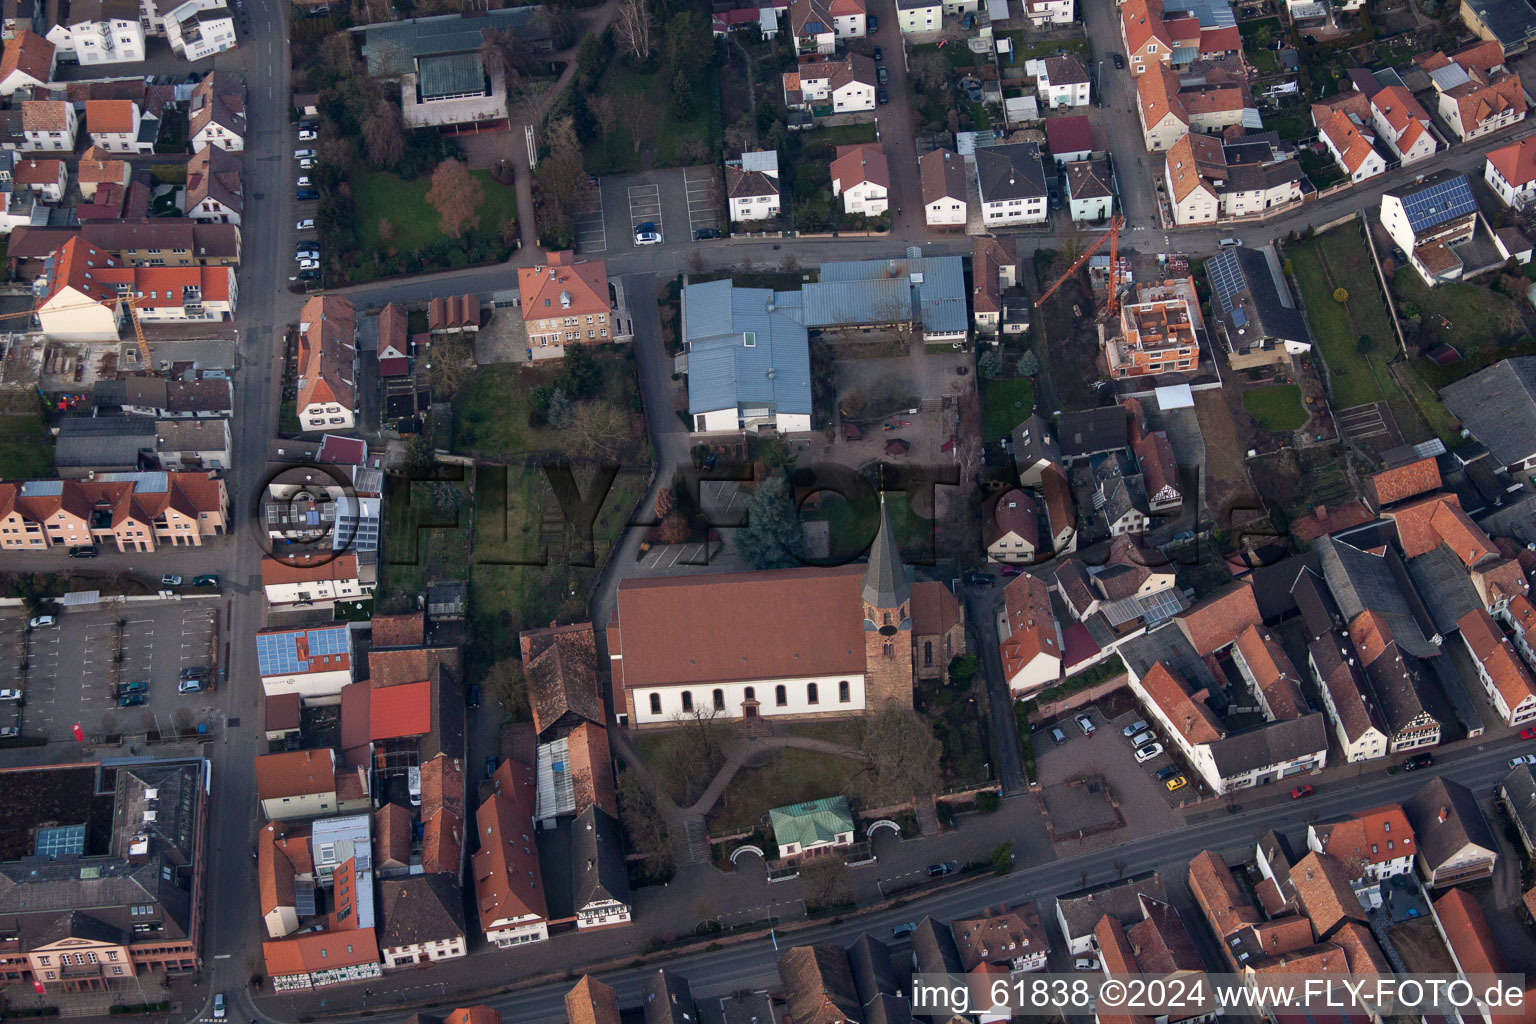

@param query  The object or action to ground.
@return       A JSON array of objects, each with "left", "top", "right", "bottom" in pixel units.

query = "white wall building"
[
  {"left": 726, "top": 150, "right": 781, "bottom": 223},
  {"left": 68, "top": 5, "right": 146, "bottom": 65},
  {"left": 256, "top": 623, "right": 355, "bottom": 704}
]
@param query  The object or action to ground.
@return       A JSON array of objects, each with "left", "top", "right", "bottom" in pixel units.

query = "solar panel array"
[
  {"left": 35, "top": 824, "right": 85, "bottom": 859},
  {"left": 306, "top": 627, "right": 348, "bottom": 657},
  {"left": 1401, "top": 175, "right": 1475, "bottom": 233},
  {"left": 1206, "top": 250, "right": 1247, "bottom": 315},
  {"left": 256, "top": 626, "right": 348, "bottom": 676}
]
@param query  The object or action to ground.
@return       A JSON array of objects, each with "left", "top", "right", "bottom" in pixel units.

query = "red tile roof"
[
  {"left": 1176, "top": 580, "right": 1261, "bottom": 655},
  {"left": 1366, "top": 456, "right": 1441, "bottom": 508},
  {"left": 1188, "top": 849, "right": 1261, "bottom": 939},
  {"left": 999, "top": 572, "right": 1059, "bottom": 681},
  {"left": 297, "top": 295, "right": 357, "bottom": 415},
  {"left": 1312, "top": 804, "right": 1414, "bottom": 876},
  {"left": 1489, "top": 136, "right": 1536, "bottom": 188},
  {"left": 473, "top": 758, "right": 547, "bottom": 932},
  {"left": 0, "top": 30, "right": 51, "bottom": 84},
  {"left": 263, "top": 927, "right": 379, "bottom": 977},
  {"left": 516, "top": 250, "right": 609, "bottom": 321},
  {"left": 367, "top": 679, "right": 431, "bottom": 740},
  {"left": 831, "top": 142, "right": 889, "bottom": 191},
  {"left": 1234, "top": 624, "right": 1305, "bottom": 719},
  {"left": 1045, "top": 114, "right": 1093, "bottom": 154},
  {"left": 1458, "top": 607, "right": 1536, "bottom": 713},
  {"left": 85, "top": 99, "right": 135, "bottom": 134},
  {"left": 1433, "top": 887, "right": 1506, "bottom": 977},
  {"left": 255, "top": 748, "right": 335, "bottom": 801},
  {"left": 260, "top": 551, "right": 359, "bottom": 588},
  {"left": 986, "top": 488, "right": 1040, "bottom": 550},
  {"left": 1141, "top": 662, "right": 1224, "bottom": 744}
]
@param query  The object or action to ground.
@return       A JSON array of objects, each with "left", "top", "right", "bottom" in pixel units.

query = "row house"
[
  {"left": 20, "top": 98, "right": 75, "bottom": 151},
  {"left": 1311, "top": 97, "right": 1387, "bottom": 183},
  {"left": 376, "top": 873, "right": 466, "bottom": 969},
  {"left": 297, "top": 295, "right": 357, "bottom": 431},
  {"left": 189, "top": 72, "right": 245, "bottom": 151},
  {"left": 1307, "top": 804, "right": 1416, "bottom": 903},
  {"left": 1165, "top": 132, "right": 1303, "bottom": 226},
  {"left": 186, "top": 143, "right": 242, "bottom": 225},
  {"left": 1121, "top": 0, "right": 1242, "bottom": 77},
  {"left": 0, "top": 471, "right": 226, "bottom": 551},
  {"left": 256, "top": 749, "right": 341, "bottom": 821},
  {"left": 1309, "top": 629, "right": 1390, "bottom": 763},
  {"left": 36, "top": 237, "right": 236, "bottom": 341},
  {"left": 514, "top": 250, "right": 613, "bottom": 359},
  {"left": 1136, "top": 64, "right": 1251, "bottom": 151},
  {"left": 1416, "top": 40, "right": 1526, "bottom": 142},
  {"left": 261, "top": 552, "right": 373, "bottom": 607},
  {"left": 256, "top": 623, "right": 354, "bottom": 705},
  {"left": 1458, "top": 607, "right": 1536, "bottom": 726},
  {"left": 85, "top": 99, "right": 155, "bottom": 154}
]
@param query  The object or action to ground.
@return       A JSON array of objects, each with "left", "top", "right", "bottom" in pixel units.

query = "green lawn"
[
  {"left": 980, "top": 376, "right": 1034, "bottom": 440},
  {"left": 1264, "top": 114, "right": 1311, "bottom": 141},
  {"left": 0, "top": 410, "right": 52, "bottom": 480},
  {"left": 1286, "top": 235, "right": 1392, "bottom": 409},
  {"left": 802, "top": 490, "right": 932, "bottom": 564},
  {"left": 706, "top": 747, "right": 861, "bottom": 832},
  {"left": 584, "top": 67, "right": 719, "bottom": 175},
  {"left": 1391, "top": 270, "right": 1529, "bottom": 349},
  {"left": 1245, "top": 47, "right": 1280, "bottom": 73},
  {"left": 1005, "top": 35, "right": 1091, "bottom": 59},
  {"left": 797, "top": 122, "right": 879, "bottom": 162},
  {"left": 1242, "top": 384, "right": 1309, "bottom": 430},
  {"left": 353, "top": 168, "right": 519, "bottom": 254}
]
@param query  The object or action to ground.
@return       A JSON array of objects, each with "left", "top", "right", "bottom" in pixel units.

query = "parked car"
[
  {"left": 877, "top": 65, "right": 888, "bottom": 84},
  {"left": 961, "top": 11, "right": 975, "bottom": 28},
  {"left": 299, "top": 158, "right": 316, "bottom": 170},
  {"left": 877, "top": 86, "right": 889, "bottom": 104},
  {"left": 213, "top": 994, "right": 225, "bottom": 1020},
  {"left": 1111, "top": 52, "right": 1125, "bottom": 68},
  {"left": 192, "top": 574, "right": 218, "bottom": 587},
  {"left": 1074, "top": 957, "right": 1099, "bottom": 971},
  {"left": 1121, "top": 719, "right": 1148, "bottom": 738},
  {"left": 0, "top": 689, "right": 21, "bottom": 701},
  {"left": 1134, "top": 742, "right": 1163, "bottom": 763},
  {"left": 467, "top": 683, "right": 482, "bottom": 708},
  {"left": 485, "top": 755, "right": 498, "bottom": 779},
  {"left": 28, "top": 616, "right": 55, "bottom": 629},
  {"left": 1402, "top": 752, "right": 1435, "bottom": 771},
  {"left": 118, "top": 693, "right": 146, "bottom": 708},
  {"left": 634, "top": 222, "right": 662, "bottom": 245},
  {"left": 926, "top": 861, "right": 957, "bottom": 877},
  {"left": 296, "top": 219, "right": 315, "bottom": 230},
  {"left": 1290, "top": 784, "right": 1315, "bottom": 799},
  {"left": 299, "top": 259, "right": 320, "bottom": 270},
  {"left": 297, "top": 270, "right": 321, "bottom": 281},
  {"left": 694, "top": 227, "right": 721, "bottom": 240},
  {"left": 296, "top": 176, "right": 311, "bottom": 187},
  {"left": 177, "top": 678, "right": 203, "bottom": 694},
  {"left": 963, "top": 571, "right": 993, "bottom": 585},
  {"left": 1219, "top": 237, "right": 1242, "bottom": 248},
  {"left": 294, "top": 148, "right": 316, "bottom": 159},
  {"left": 299, "top": 119, "right": 319, "bottom": 131},
  {"left": 1523, "top": 726, "right": 1536, "bottom": 740},
  {"left": 1048, "top": 726, "right": 1067, "bottom": 744},
  {"left": 867, "top": 13, "right": 877, "bottom": 29},
  {"left": 1075, "top": 713, "right": 1096, "bottom": 736},
  {"left": 1165, "top": 776, "right": 1187, "bottom": 791},
  {"left": 1129, "top": 730, "right": 1155, "bottom": 747},
  {"left": 68, "top": 545, "right": 97, "bottom": 558},
  {"left": 296, "top": 189, "right": 319, "bottom": 201},
  {"left": 298, "top": 128, "right": 317, "bottom": 141},
  {"left": 161, "top": 575, "right": 182, "bottom": 586},
  {"left": 873, "top": 45, "right": 883, "bottom": 60},
  {"left": 891, "top": 921, "right": 917, "bottom": 937},
  {"left": 180, "top": 666, "right": 209, "bottom": 682},
  {"left": 1510, "top": 754, "right": 1536, "bottom": 769},
  {"left": 0, "top": 727, "right": 18, "bottom": 738},
  {"left": 118, "top": 681, "right": 148, "bottom": 695}
]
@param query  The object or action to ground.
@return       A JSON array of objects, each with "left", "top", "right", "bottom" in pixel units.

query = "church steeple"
[{"left": 862, "top": 492, "right": 909, "bottom": 611}]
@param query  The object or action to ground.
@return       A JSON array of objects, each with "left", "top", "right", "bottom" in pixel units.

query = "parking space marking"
[
  {"left": 683, "top": 170, "right": 722, "bottom": 237},
  {"left": 627, "top": 184, "right": 663, "bottom": 244},
  {"left": 575, "top": 182, "right": 607, "bottom": 254}
]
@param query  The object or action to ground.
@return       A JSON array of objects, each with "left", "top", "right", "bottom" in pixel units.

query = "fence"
[{"left": 1025, "top": 674, "right": 1129, "bottom": 723}]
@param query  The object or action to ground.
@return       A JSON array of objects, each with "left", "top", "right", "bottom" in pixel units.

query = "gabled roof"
[
  {"left": 1440, "top": 357, "right": 1536, "bottom": 467},
  {"left": 1312, "top": 805, "right": 1414, "bottom": 875},
  {"left": 516, "top": 250, "right": 609, "bottom": 320},
  {"left": 185, "top": 142, "right": 242, "bottom": 215},
  {"left": 778, "top": 944, "right": 861, "bottom": 1024},
  {"left": 1433, "top": 887, "right": 1506, "bottom": 976},
  {"left": 1488, "top": 135, "right": 1536, "bottom": 188},
  {"left": 1403, "top": 775, "right": 1498, "bottom": 871},
  {"left": 1459, "top": 607, "right": 1536, "bottom": 711},
  {"left": 377, "top": 873, "right": 465, "bottom": 950},
  {"left": 919, "top": 148, "right": 967, "bottom": 205},
  {"left": 1366, "top": 456, "right": 1441, "bottom": 508},
  {"left": 1141, "top": 661, "right": 1224, "bottom": 744},
  {"left": 572, "top": 805, "right": 629, "bottom": 911},
  {"left": 1234, "top": 624, "right": 1305, "bottom": 719},
  {"left": 263, "top": 927, "right": 379, "bottom": 977},
  {"left": 565, "top": 977, "right": 621, "bottom": 1024},
  {"left": 999, "top": 571, "right": 1059, "bottom": 677},
  {"left": 472, "top": 757, "right": 546, "bottom": 930},
  {"left": 1188, "top": 849, "right": 1261, "bottom": 938},
  {"left": 1175, "top": 580, "right": 1261, "bottom": 655},
  {"left": 1310, "top": 631, "right": 1383, "bottom": 744},
  {"left": 255, "top": 748, "right": 335, "bottom": 801},
  {"left": 519, "top": 621, "right": 602, "bottom": 736},
  {"left": 1066, "top": 159, "right": 1114, "bottom": 201},
  {"left": 1045, "top": 114, "right": 1093, "bottom": 154},
  {"left": 188, "top": 72, "right": 245, "bottom": 142},
  {"left": 976, "top": 142, "right": 1048, "bottom": 203},
  {"left": 831, "top": 142, "right": 888, "bottom": 192},
  {"left": 297, "top": 295, "right": 356, "bottom": 413},
  {"left": 0, "top": 30, "right": 51, "bottom": 84},
  {"left": 986, "top": 487, "right": 1039, "bottom": 549},
  {"left": 1290, "top": 851, "right": 1366, "bottom": 938},
  {"left": 85, "top": 99, "right": 135, "bottom": 135}
]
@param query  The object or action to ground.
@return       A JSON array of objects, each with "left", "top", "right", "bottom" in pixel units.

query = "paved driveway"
[{"left": 872, "top": 2, "right": 924, "bottom": 235}]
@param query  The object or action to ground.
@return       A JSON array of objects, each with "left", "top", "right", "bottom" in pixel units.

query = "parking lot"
[
  {"left": 592, "top": 167, "right": 723, "bottom": 252},
  {"left": 12, "top": 601, "right": 219, "bottom": 743},
  {"left": 1034, "top": 704, "right": 1187, "bottom": 842}
]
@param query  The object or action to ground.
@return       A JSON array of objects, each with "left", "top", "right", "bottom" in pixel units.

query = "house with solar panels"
[
  {"left": 257, "top": 624, "right": 356, "bottom": 704},
  {"left": 355, "top": 10, "right": 551, "bottom": 130},
  {"left": 1380, "top": 171, "right": 1482, "bottom": 286},
  {"left": 1205, "top": 243, "right": 1312, "bottom": 370}
]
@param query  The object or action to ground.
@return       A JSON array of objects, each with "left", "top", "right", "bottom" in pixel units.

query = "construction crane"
[
  {"left": 1034, "top": 216, "right": 1125, "bottom": 317},
  {"left": 0, "top": 293, "right": 153, "bottom": 367}
]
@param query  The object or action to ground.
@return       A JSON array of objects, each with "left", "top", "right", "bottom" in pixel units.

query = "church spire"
[{"left": 862, "top": 492, "right": 909, "bottom": 611}]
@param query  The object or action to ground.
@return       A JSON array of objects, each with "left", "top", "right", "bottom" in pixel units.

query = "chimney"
[{"left": 1438, "top": 806, "right": 1448, "bottom": 823}]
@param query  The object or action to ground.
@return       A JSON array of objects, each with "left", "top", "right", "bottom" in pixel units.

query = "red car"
[
  {"left": 1290, "top": 784, "right": 1314, "bottom": 799},
  {"left": 1523, "top": 727, "right": 1536, "bottom": 740}
]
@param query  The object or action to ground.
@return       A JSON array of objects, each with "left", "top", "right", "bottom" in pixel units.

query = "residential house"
[
  {"left": 257, "top": 821, "right": 308, "bottom": 938},
  {"left": 1499, "top": 764, "right": 1536, "bottom": 859},
  {"left": 783, "top": 53, "right": 877, "bottom": 113},
  {"left": 1108, "top": 285, "right": 1200, "bottom": 377},
  {"left": 1431, "top": 887, "right": 1506, "bottom": 1022},
  {"left": 1403, "top": 776, "right": 1498, "bottom": 887},
  {"left": 1505, "top": 594, "right": 1536, "bottom": 663},
  {"left": 1165, "top": 132, "right": 1303, "bottom": 226},
  {"left": 920, "top": 148, "right": 967, "bottom": 227},
  {"left": 297, "top": 295, "right": 357, "bottom": 431},
  {"left": 1308, "top": 804, "right": 1416, "bottom": 897},
  {"left": 1458, "top": 0, "right": 1536, "bottom": 55},
  {"left": 376, "top": 873, "right": 466, "bottom": 967},
  {"left": 1289, "top": 851, "right": 1367, "bottom": 939},
  {"left": 1033, "top": 54, "right": 1091, "bottom": 108},
  {"left": 65, "top": 0, "right": 146, "bottom": 64},
  {"left": 777, "top": 945, "right": 862, "bottom": 1024},
  {"left": 1065, "top": 159, "right": 1114, "bottom": 223},
  {"left": 1024, "top": 0, "right": 1073, "bottom": 25},
  {"left": 1440, "top": 357, "right": 1536, "bottom": 472},
  {"left": 0, "top": 29, "right": 51, "bottom": 96},
  {"left": 641, "top": 970, "right": 698, "bottom": 1024},
  {"left": 1469, "top": 556, "right": 1529, "bottom": 614},
  {"left": 1382, "top": 171, "right": 1480, "bottom": 287},
  {"left": 680, "top": 278, "right": 812, "bottom": 434},
  {"left": 85, "top": 99, "right": 154, "bottom": 154},
  {"left": 896, "top": 0, "right": 942, "bottom": 34},
  {"left": 156, "top": 0, "right": 237, "bottom": 61},
  {"left": 770, "top": 796, "right": 855, "bottom": 860},
  {"left": 985, "top": 488, "right": 1040, "bottom": 564},
  {"left": 1056, "top": 406, "right": 1129, "bottom": 465},
  {"left": 1311, "top": 98, "right": 1387, "bottom": 183},
  {"left": 952, "top": 903, "right": 1049, "bottom": 973},
  {"left": 1136, "top": 64, "right": 1252, "bottom": 152},
  {"left": 1093, "top": 894, "right": 1207, "bottom": 983},
  {"left": 1120, "top": 0, "right": 1242, "bottom": 76},
  {"left": 976, "top": 142, "right": 1048, "bottom": 226},
  {"left": 566, "top": 977, "right": 621, "bottom": 1024},
  {"left": 261, "top": 552, "right": 371, "bottom": 607},
  {"left": 473, "top": 757, "right": 548, "bottom": 948},
  {"left": 263, "top": 928, "right": 381, "bottom": 992},
  {"left": 572, "top": 805, "right": 631, "bottom": 929},
  {"left": 76, "top": 147, "right": 128, "bottom": 200},
  {"left": 0, "top": 760, "right": 208, "bottom": 988},
  {"left": 256, "top": 749, "right": 338, "bottom": 821},
  {"left": 51, "top": 416, "right": 154, "bottom": 477},
  {"left": 1486, "top": 136, "right": 1536, "bottom": 208},
  {"left": 515, "top": 250, "right": 612, "bottom": 358},
  {"left": 726, "top": 150, "right": 781, "bottom": 223},
  {"left": 1417, "top": 41, "right": 1527, "bottom": 141},
  {"left": 1204, "top": 243, "right": 1313, "bottom": 369},
  {"left": 1371, "top": 86, "right": 1438, "bottom": 164},
  {"left": 830, "top": 142, "right": 888, "bottom": 216},
  {"left": 98, "top": 378, "right": 234, "bottom": 419},
  {"left": 1045, "top": 115, "right": 1094, "bottom": 167},
  {"left": 1055, "top": 872, "right": 1168, "bottom": 955},
  {"left": 1309, "top": 630, "right": 1390, "bottom": 763},
  {"left": 845, "top": 934, "right": 911, "bottom": 1024},
  {"left": 20, "top": 99, "right": 75, "bottom": 151},
  {"left": 789, "top": 0, "right": 831, "bottom": 52},
  {"left": 1012, "top": 413, "right": 1059, "bottom": 485},
  {"left": 12, "top": 157, "right": 63, "bottom": 203},
  {"left": 1458, "top": 607, "right": 1536, "bottom": 726},
  {"left": 256, "top": 623, "right": 354, "bottom": 704},
  {"left": 186, "top": 144, "right": 242, "bottom": 225},
  {"left": 189, "top": 72, "right": 246, "bottom": 152},
  {"left": 997, "top": 571, "right": 1061, "bottom": 695},
  {"left": 1365, "top": 455, "right": 1442, "bottom": 511},
  {"left": 0, "top": 470, "right": 228, "bottom": 551}
]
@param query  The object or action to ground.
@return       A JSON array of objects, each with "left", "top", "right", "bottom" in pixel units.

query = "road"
[{"left": 259, "top": 738, "right": 1532, "bottom": 1023}]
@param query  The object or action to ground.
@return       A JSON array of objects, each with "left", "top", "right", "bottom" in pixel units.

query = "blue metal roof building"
[
  {"left": 683, "top": 279, "right": 813, "bottom": 434},
  {"left": 806, "top": 255, "right": 969, "bottom": 339}
]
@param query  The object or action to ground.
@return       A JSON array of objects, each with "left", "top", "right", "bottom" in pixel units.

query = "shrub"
[{"left": 976, "top": 790, "right": 1001, "bottom": 813}]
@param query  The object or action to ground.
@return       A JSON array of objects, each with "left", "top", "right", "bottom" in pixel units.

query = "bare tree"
[
  {"left": 614, "top": 0, "right": 654, "bottom": 62},
  {"left": 685, "top": 248, "right": 705, "bottom": 273},
  {"left": 171, "top": 707, "right": 194, "bottom": 734},
  {"left": 616, "top": 767, "right": 673, "bottom": 875},
  {"left": 363, "top": 98, "right": 404, "bottom": 167},
  {"left": 426, "top": 158, "right": 484, "bottom": 238},
  {"left": 589, "top": 94, "right": 618, "bottom": 137},
  {"left": 570, "top": 401, "right": 631, "bottom": 460},
  {"left": 910, "top": 50, "right": 948, "bottom": 93},
  {"left": 799, "top": 859, "right": 853, "bottom": 911},
  {"left": 861, "top": 704, "right": 942, "bottom": 803},
  {"left": 484, "top": 659, "right": 530, "bottom": 721},
  {"left": 619, "top": 92, "right": 652, "bottom": 155},
  {"left": 426, "top": 336, "right": 477, "bottom": 398}
]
